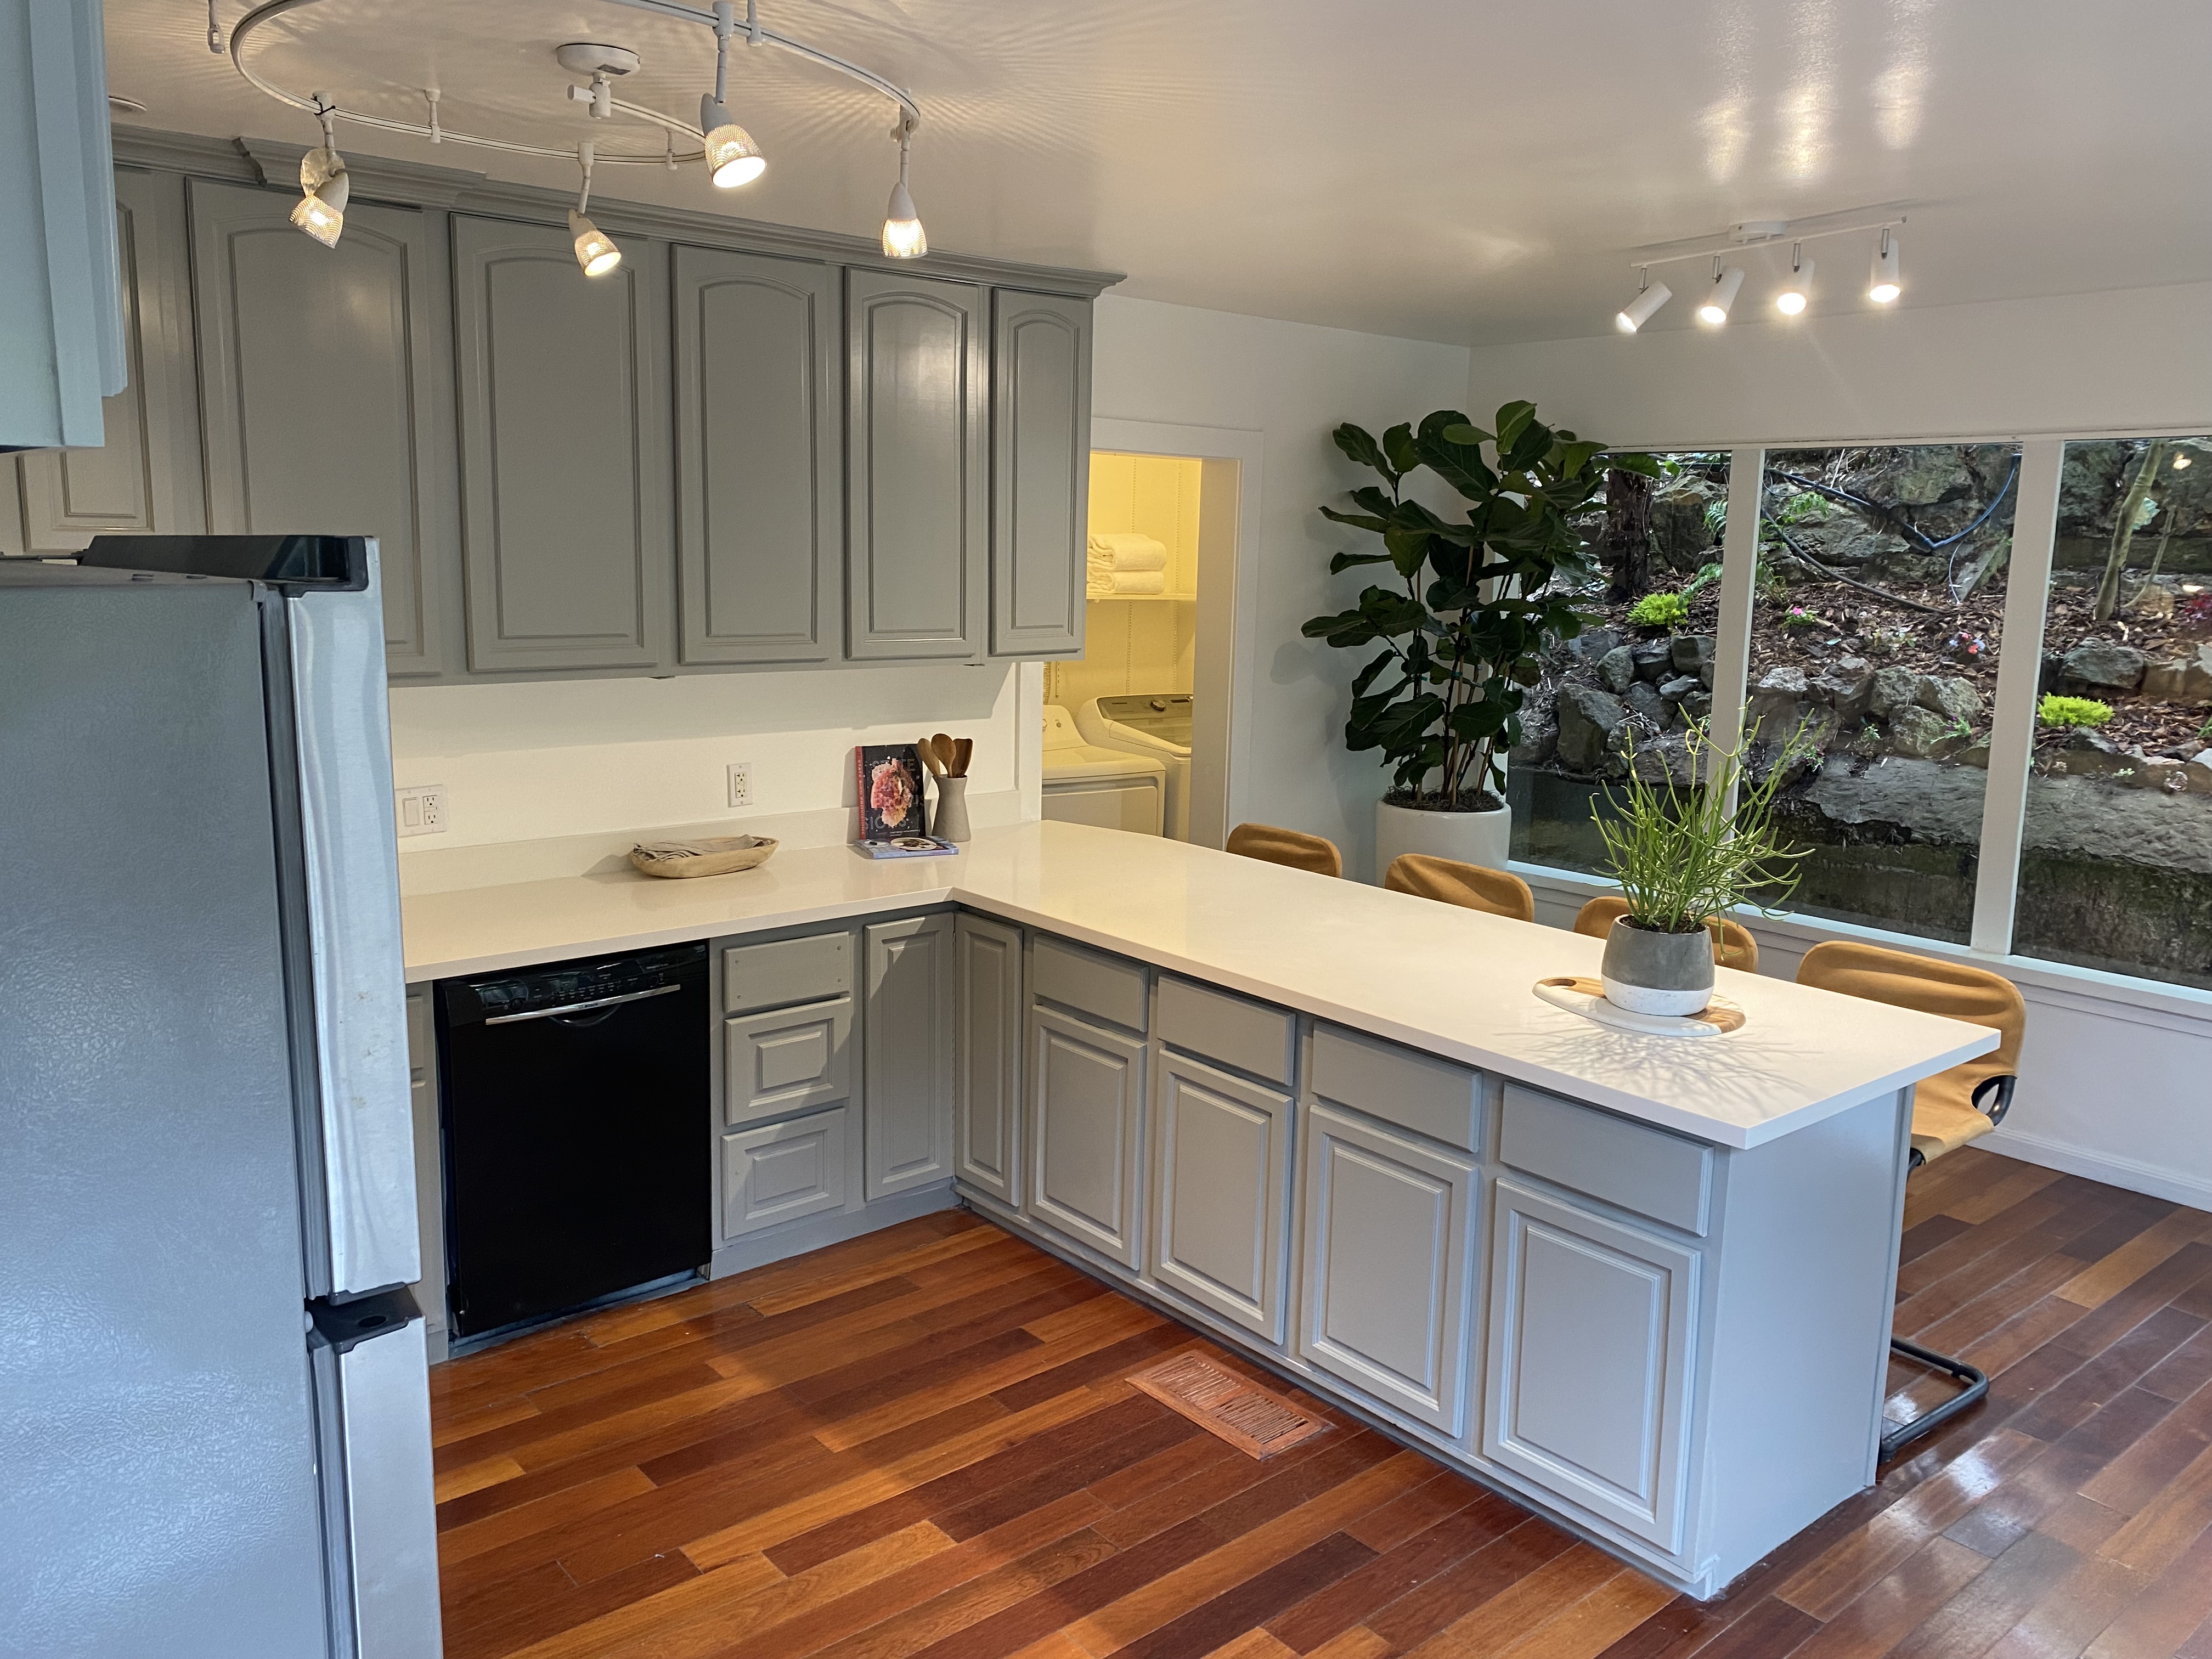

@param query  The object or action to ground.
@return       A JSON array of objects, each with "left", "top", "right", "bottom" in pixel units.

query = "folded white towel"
[
  {"left": 1108, "top": 569, "right": 1167, "bottom": 595},
  {"left": 1086, "top": 533, "right": 1167, "bottom": 573}
]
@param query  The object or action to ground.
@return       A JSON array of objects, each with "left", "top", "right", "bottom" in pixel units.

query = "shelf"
[{"left": 1086, "top": 591, "right": 1197, "bottom": 603}]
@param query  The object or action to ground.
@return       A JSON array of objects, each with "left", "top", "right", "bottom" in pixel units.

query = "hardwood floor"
[{"left": 431, "top": 1149, "right": 2212, "bottom": 1659}]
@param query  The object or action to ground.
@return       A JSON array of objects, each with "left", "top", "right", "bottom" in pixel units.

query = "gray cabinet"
[
  {"left": 453, "top": 215, "right": 672, "bottom": 674},
  {"left": 14, "top": 170, "right": 202, "bottom": 554},
  {"left": 722, "top": 1107, "right": 849, "bottom": 1237},
  {"left": 724, "top": 996, "right": 853, "bottom": 1127},
  {"left": 1483, "top": 1177, "right": 1698, "bottom": 1553},
  {"left": 191, "top": 180, "right": 459, "bottom": 678},
  {"left": 673, "top": 246, "right": 840, "bottom": 665},
  {"left": 863, "top": 916, "right": 953, "bottom": 1200},
  {"left": 844, "top": 270, "right": 988, "bottom": 660},
  {"left": 954, "top": 913, "right": 1023, "bottom": 1206},
  {"left": 990, "top": 291, "right": 1090, "bottom": 658},
  {"left": 1025, "top": 1004, "right": 1146, "bottom": 1267},
  {"left": 1150, "top": 1049, "right": 1290, "bottom": 1342},
  {"left": 1297, "top": 1101, "right": 1476, "bottom": 1435}
]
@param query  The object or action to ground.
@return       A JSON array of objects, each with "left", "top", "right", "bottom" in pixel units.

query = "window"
[{"left": 2012, "top": 437, "right": 2212, "bottom": 988}]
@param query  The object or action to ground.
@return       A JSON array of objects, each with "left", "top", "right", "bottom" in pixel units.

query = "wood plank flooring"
[{"left": 431, "top": 1148, "right": 2212, "bottom": 1659}]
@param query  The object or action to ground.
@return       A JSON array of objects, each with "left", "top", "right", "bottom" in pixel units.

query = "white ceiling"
[{"left": 105, "top": 0, "right": 2212, "bottom": 347}]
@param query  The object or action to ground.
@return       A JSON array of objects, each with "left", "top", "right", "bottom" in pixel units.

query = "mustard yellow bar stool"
[
  {"left": 1384, "top": 854, "right": 1535, "bottom": 922},
  {"left": 1798, "top": 938, "right": 2027, "bottom": 1458},
  {"left": 1225, "top": 822, "right": 1342, "bottom": 878},
  {"left": 1573, "top": 894, "right": 1760, "bottom": 974}
]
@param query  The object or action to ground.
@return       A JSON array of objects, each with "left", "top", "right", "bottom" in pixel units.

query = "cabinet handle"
[{"left": 483, "top": 983, "right": 684, "bottom": 1024}]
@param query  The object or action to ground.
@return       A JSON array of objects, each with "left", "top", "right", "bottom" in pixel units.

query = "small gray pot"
[
  {"left": 929, "top": 775, "right": 972, "bottom": 843},
  {"left": 1600, "top": 917, "right": 1714, "bottom": 1016}
]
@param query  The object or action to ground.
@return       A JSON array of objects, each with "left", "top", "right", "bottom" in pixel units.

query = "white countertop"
[{"left": 401, "top": 820, "right": 1995, "bottom": 1150}]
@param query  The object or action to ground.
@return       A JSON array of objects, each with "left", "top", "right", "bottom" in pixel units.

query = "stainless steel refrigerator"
[{"left": 0, "top": 537, "right": 442, "bottom": 1658}]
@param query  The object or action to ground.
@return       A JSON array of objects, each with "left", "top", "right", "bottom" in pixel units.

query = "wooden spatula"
[
  {"left": 932, "top": 733, "right": 958, "bottom": 777},
  {"left": 915, "top": 736, "right": 946, "bottom": 777},
  {"left": 953, "top": 737, "right": 973, "bottom": 777}
]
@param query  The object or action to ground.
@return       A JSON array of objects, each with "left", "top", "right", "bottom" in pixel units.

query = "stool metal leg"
[{"left": 1881, "top": 1335, "right": 1989, "bottom": 1460}]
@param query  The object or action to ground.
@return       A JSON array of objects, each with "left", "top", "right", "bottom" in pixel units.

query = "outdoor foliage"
[
  {"left": 2038, "top": 694, "right": 2115, "bottom": 729},
  {"left": 1628, "top": 591, "right": 1690, "bottom": 629},
  {"left": 1304, "top": 403, "right": 1660, "bottom": 807}
]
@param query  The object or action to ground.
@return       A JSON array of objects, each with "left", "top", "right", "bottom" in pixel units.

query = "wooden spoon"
[
  {"left": 931, "top": 734, "right": 957, "bottom": 777},
  {"left": 953, "top": 737, "right": 973, "bottom": 777},
  {"left": 915, "top": 736, "right": 946, "bottom": 778}
]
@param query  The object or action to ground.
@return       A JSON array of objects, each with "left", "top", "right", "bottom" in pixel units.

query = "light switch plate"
[
  {"left": 726, "top": 761, "right": 752, "bottom": 808},
  {"left": 396, "top": 784, "right": 445, "bottom": 838}
]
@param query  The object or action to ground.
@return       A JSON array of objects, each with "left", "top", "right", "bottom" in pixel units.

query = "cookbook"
[{"left": 854, "top": 744, "right": 927, "bottom": 840}]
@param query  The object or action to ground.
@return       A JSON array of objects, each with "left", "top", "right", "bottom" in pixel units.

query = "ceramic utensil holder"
[{"left": 930, "top": 775, "right": 972, "bottom": 843}]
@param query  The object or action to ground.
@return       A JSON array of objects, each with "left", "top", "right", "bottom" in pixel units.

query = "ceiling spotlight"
[
  {"left": 1616, "top": 272, "right": 1672, "bottom": 334},
  {"left": 289, "top": 98, "right": 349, "bottom": 247},
  {"left": 1774, "top": 245, "right": 1814, "bottom": 315},
  {"left": 569, "top": 143, "right": 622, "bottom": 276},
  {"left": 882, "top": 117, "right": 926, "bottom": 259},
  {"left": 699, "top": 3, "right": 765, "bottom": 186},
  {"left": 1697, "top": 261, "right": 1745, "bottom": 326},
  {"left": 1868, "top": 229, "right": 1901, "bottom": 303}
]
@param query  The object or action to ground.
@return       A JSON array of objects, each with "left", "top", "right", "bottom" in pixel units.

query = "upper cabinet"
[
  {"left": 844, "top": 270, "right": 989, "bottom": 661},
  {"left": 189, "top": 180, "right": 458, "bottom": 678},
  {"left": 990, "top": 291, "right": 1091, "bottom": 658},
  {"left": 453, "top": 215, "right": 672, "bottom": 675},
  {"left": 672, "top": 247, "right": 839, "bottom": 667}
]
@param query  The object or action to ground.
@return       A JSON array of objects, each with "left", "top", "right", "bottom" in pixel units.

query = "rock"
[
  {"left": 2135, "top": 757, "right": 2187, "bottom": 791},
  {"left": 1630, "top": 733, "right": 1696, "bottom": 786},
  {"left": 1554, "top": 685, "right": 1627, "bottom": 773},
  {"left": 1574, "top": 627, "right": 1622, "bottom": 664},
  {"left": 1957, "top": 740, "right": 1992, "bottom": 770},
  {"left": 1623, "top": 681, "right": 1672, "bottom": 729},
  {"left": 2039, "top": 651, "right": 2066, "bottom": 695},
  {"left": 1887, "top": 448, "right": 1973, "bottom": 506},
  {"left": 1630, "top": 640, "right": 1674, "bottom": 682},
  {"left": 2185, "top": 756, "right": 2212, "bottom": 796},
  {"left": 1754, "top": 665, "right": 1809, "bottom": 697},
  {"left": 1657, "top": 675, "right": 1702, "bottom": 705},
  {"left": 1650, "top": 483, "right": 1721, "bottom": 571},
  {"left": 1597, "top": 645, "right": 1636, "bottom": 695},
  {"left": 1508, "top": 697, "right": 1558, "bottom": 768},
  {"left": 2142, "top": 645, "right": 2212, "bottom": 702},
  {"left": 1810, "top": 656, "right": 1874, "bottom": 723},
  {"left": 1917, "top": 674, "right": 1983, "bottom": 726},
  {"left": 2046, "top": 732, "right": 2138, "bottom": 781},
  {"left": 2061, "top": 642, "right": 2149, "bottom": 692},
  {"left": 1868, "top": 666, "right": 1921, "bottom": 719},
  {"left": 1884, "top": 705, "right": 1951, "bottom": 758},
  {"left": 1671, "top": 634, "right": 1715, "bottom": 679},
  {"left": 1681, "top": 690, "right": 1713, "bottom": 723}
]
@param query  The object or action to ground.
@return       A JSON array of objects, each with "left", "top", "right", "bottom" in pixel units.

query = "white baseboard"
[{"left": 1984, "top": 1126, "right": 2212, "bottom": 1211}]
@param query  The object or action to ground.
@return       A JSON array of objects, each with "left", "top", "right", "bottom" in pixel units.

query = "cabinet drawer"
[
  {"left": 1156, "top": 975, "right": 1294, "bottom": 1086},
  {"left": 725, "top": 997, "right": 852, "bottom": 1126},
  {"left": 725, "top": 932, "right": 851, "bottom": 1015},
  {"left": 1499, "top": 1084, "right": 1713, "bottom": 1236},
  {"left": 721, "top": 1108, "right": 848, "bottom": 1238},
  {"left": 1309, "top": 1024, "right": 1481, "bottom": 1153},
  {"left": 1031, "top": 934, "right": 1148, "bottom": 1033}
]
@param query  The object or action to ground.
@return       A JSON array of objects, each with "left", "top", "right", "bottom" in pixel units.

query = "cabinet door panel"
[
  {"left": 990, "top": 290, "right": 1089, "bottom": 657},
  {"left": 725, "top": 997, "right": 852, "bottom": 1126},
  {"left": 454, "top": 217, "right": 670, "bottom": 673},
  {"left": 1152, "top": 1050, "right": 1290, "bottom": 1341},
  {"left": 1483, "top": 1178, "right": 1697, "bottom": 1551},
  {"left": 674, "top": 247, "right": 838, "bottom": 664},
  {"left": 1025, "top": 1005, "right": 1144, "bottom": 1267},
  {"left": 721, "top": 1108, "right": 848, "bottom": 1238},
  {"left": 1298, "top": 1102, "right": 1475, "bottom": 1434},
  {"left": 191, "top": 180, "right": 458, "bottom": 676},
  {"left": 18, "top": 170, "right": 203, "bottom": 552},
  {"left": 955, "top": 913, "right": 1023, "bottom": 1206},
  {"left": 864, "top": 916, "right": 954, "bottom": 1200},
  {"left": 845, "top": 270, "right": 986, "bottom": 659}
]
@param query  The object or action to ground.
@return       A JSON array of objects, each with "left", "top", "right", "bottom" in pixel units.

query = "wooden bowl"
[{"left": 628, "top": 835, "right": 778, "bottom": 879}]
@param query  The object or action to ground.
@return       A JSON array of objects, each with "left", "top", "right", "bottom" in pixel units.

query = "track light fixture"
[
  {"left": 882, "top": 117, "right": 927, "bottom": 259},
  {"left": 699, "top": 2, "right": 765, "bottom": 187},
  {"left": 1616, "top": 272, "right": 1671, "bottom": 334},
  {"left": 1696, "top": 260, "right": 1745, "bottom": 326},
  {"left": 1868, "top": 229, "right": 1902, "bottom": 303},
  {"left": 289, "top": 97, "right": 348, "bottom": 247},
  {"left": 569, "top": 143, "right": 622, "bottom": 277},
  {"left": 1774, "top": 244, "right": 1814, "bottom": 315}
]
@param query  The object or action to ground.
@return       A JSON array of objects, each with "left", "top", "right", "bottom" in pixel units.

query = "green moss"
[
  {"left": 1627, "top": 590, "right": 1690, "bottom": 628},
  {"left": 2038, "top": 694, "right": 2114, "bottom": 729}
]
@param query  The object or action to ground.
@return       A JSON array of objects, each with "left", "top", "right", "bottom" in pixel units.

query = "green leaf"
[
  {"left": 1554, "top": 439, "right": 1605, "bottom": 479},
  {"left": 1332, "top": 422, "right": 1392, "bottom": 480},
  {"left": 1494, "top": 400, "right": 1538, "bottom": 449},
  {"left": 1604, "top": 450, "right": 1666, "bottom": 478},
  {"left": 1318, "top": 504, "right": 1391, "bottom": 534},
  {"left": 1415, "top": 410, "right": 1498, "bottom": 501},
  {"left": 1381, "top": 424, "right": 1419, "bottom": 478},
  {"left": 1383, "top": 526, "right": 1431, "bottom": 577},
  {"left": 1350, "top": 648, "right": 1396, "bottom": 696},
  {"left": 1440, "top": 422, "right": 1494, "bottom": 447},
  {"left": 1328, "top": 550, "right": 1392, "bottom": 574}
]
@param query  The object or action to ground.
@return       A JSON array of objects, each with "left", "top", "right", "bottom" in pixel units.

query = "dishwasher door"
[{"left": 436, "top": 944, "right": 710, "bottom": 1341}]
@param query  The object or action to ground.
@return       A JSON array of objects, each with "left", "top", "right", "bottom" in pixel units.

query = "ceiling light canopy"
[
  {"left": 1869, "top": 229, "right": 1903, "bottom": 303},
  {"left": 221, "top": 0, "right": 925, "bottom": 275},
  {"left": 1696, "top": 263, "right": 1745, "bottom": 326},
  {"left": 1618, "top": 208, "right": 1908, "bottom": 334},
  {"left": 1615, "top": 274, "right": 1671, "bottom": 334}
]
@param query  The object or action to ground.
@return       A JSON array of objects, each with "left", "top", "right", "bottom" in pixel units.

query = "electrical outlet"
[
  {"left": 725, "top": 761, "right": 753, "bottom": 809},
  {"left": 395, "top": 784, "right": 446, "bottom": 838}
]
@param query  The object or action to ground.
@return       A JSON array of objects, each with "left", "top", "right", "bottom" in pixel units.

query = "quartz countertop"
[{"left": 400, "top": 820, "right": 1995, "bottom": 1149}]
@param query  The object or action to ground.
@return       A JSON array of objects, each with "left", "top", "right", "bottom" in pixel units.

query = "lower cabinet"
[
  {"left": 1025, "top": 1005, "right": 1146, "bottom": 1268},
  {"left": 953, "top": 913, "right": 1023, "bottom": 1206},
  {"left": 722, "top": 1108, "right": 849, "bottom": 1237},
  {"left": 1296, "top": 1102, "right": 1477, "bottom": 1436},
  {"left": 864, "top": 916, "right": 954, "bottom": 1200},
  {"left": 725, "top": 996, "right": 852, "bottom": 1126},
  {"left": 1482, "top": 1177, "right": 1699, "bottom": 1553},
  {"left": 1150, "top": 1049, "right": 1291, "bottom": 1342}
]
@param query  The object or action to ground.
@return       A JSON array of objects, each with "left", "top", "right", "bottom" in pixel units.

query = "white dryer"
[
  {"left": 1076, "top": 693, "right": 1192, "bottom": 840},
  {"left": 1041, "top": 704, "right": 1167, "bottom": 836}
]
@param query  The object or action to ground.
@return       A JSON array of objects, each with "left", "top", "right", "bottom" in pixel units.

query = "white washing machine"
[
  {"left": 1076, "top": 693, "right": 1193, "bottom": 841},
  {"left": 1041, "top": 704, "right": 1167, "bottom": 836}
]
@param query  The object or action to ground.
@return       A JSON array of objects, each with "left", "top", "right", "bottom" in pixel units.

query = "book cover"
[
  {"left": 855, "top": 744, "right": 927, "bottom": 841},
  {"left": 855, "top": 836, "right": 960, "bottom": 860}
]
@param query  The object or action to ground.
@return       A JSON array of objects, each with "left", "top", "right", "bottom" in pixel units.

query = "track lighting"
[
  {"left": 1696, "top": 262, "right": 1744, "bottom": 326},
  {"left": 699, "top": 2, "right": 765, "bottom": 186},
  {"left": 1868, "top": 229, "right": 1901, "bottom": 303},
  {"left": 1774, "top": 245, "right": 1814, "bottom": 315},
  {"left": 290, "top": 98, "right": 348, "bottom": 247},
  {"left": 1616, "top": 273, "right": 1671, "bottom": 334},
  {"left": 882, "top": 118, "right": 926, "bottom": 259},
  {"left": 569, "top": 143, "right": 621, "bottom": 276}
]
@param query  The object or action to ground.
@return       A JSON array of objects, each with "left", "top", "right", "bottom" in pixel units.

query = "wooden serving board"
[{"left": 1533, "top": 975, "right": 1746, "bottom": 1038}]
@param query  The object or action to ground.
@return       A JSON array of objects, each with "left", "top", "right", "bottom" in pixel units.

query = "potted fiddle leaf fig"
[
  {"left": 1593, "top": 721, "right": 1810, "bottom": 1014},
  {"left": 1305, "top": 403, "right": 1661, "bottom": 876}
]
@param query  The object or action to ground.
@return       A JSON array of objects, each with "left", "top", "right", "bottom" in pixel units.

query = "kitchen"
[{"left": 8, "top": 4, "right": 2212, "bottom": 1658}]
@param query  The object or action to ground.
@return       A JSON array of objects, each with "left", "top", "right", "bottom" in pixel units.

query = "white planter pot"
[
  {"left": 1599, "top": 917, "right": 1715, "bottom": 1016},
  {"left": 1374, "top": 797, "right": 1513, "bottom": 883}
]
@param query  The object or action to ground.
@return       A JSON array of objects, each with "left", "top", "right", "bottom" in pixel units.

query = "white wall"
[{"left": 1092, "top": 295, "right": 1472, "bottom": 878}]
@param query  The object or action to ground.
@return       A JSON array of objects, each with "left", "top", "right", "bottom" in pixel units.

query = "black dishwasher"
[{"left": 436, "top": 942, "right": 710, "bottom": 1343}]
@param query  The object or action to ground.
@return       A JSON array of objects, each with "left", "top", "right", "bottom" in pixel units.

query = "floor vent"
[{"left": 1128, "top": 1350, "right": 1331, "bottom": 1459}]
